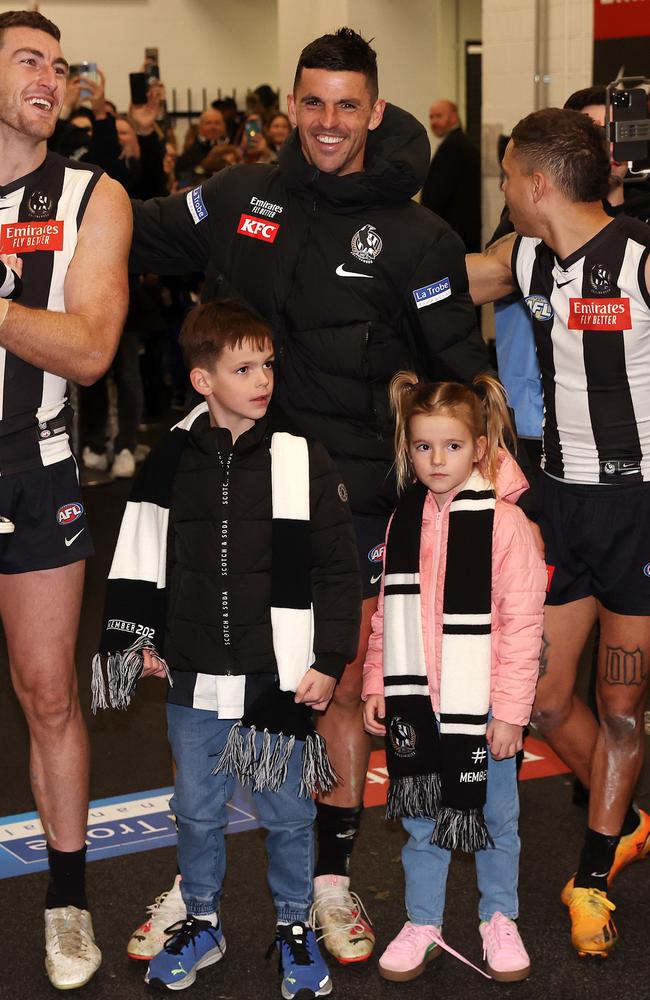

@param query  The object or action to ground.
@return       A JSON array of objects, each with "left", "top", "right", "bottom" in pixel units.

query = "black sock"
[
  {"left": 314, "top": 803, "right": 362, "bottom": 877},
  {"left": 45, "top": 845, "right": 88, "bottom": 910},
  {"left": 574, "top": 828, "right": 620, "bottom": 891},
  {"left": 620, "top": 803, "right": 640, "bottom": 838}
]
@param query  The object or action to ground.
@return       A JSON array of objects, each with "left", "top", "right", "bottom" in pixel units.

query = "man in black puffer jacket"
[{"left": 130, "top": 28, "right": 489, "bottom": 963}]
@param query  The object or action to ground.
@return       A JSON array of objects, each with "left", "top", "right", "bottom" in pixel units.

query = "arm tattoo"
[
  {"left": 603, "top": 645, "right": 646, "bottom": 686},
  {"left": 538, "top": 635, "right": 550, "bottom": 679}
]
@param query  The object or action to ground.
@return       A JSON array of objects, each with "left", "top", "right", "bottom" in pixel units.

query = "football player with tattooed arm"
[
  {"left": 467, "top": 106, "right": 650, "bottom": 960},
  {"left": 126, "top": 27, "right": 490, "bottom": 969},
  {"left": 0, "top": 9, "right": 130, "bottom": 990}
]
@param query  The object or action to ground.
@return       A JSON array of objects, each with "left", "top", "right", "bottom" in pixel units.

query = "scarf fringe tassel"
[
  {"left": 430, "top": 805, "right": 494, "bottom": 852},
  {"left": 90, "top": 637, "right": 172, "bottom": 714},
  {"left": 211, "top": 724, "right": 337, "bottom": 797},
  {"left": 386, "top": 773, "right": 441, "bottom": 820}
]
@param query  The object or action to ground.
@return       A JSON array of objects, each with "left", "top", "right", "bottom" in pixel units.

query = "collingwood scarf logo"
[{"left": 389, "top": 717, "right": 417, "bottom": 758}]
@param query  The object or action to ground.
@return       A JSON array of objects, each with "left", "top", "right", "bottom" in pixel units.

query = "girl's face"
[{"left": 408, "top": 412, "right": 486, "bottom": 509}]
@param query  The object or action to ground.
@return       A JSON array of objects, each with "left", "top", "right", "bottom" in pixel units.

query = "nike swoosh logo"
[
  {"left": 65, "top": 528, "right": 85, "bottom": 546},
  {"left": 336, "top": 264, "right": 373, "bottom": 279},
  {"left": 370, "top": 573, "right": 383, "bottom": 584},
  {"left": 556, "top": 280, "right": 573, "bottom": 288}
]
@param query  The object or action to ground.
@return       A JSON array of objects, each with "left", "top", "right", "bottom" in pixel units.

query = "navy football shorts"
[
  {"left": 0, "top": 456, "right": 94, "bottom": 573},
  {"left": 352, "top": 513, "right": 389, "bottom": 600},
  {"left": 538, "top": 472, "right": 650, "bottom": 615}
]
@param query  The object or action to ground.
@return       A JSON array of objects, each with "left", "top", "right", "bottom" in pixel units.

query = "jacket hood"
[
  {"left": 495, "top": 449, "right": 529, "bottom": 504},
  {"left": 278, "top": 102, "right": 430, "bottom": 210}
]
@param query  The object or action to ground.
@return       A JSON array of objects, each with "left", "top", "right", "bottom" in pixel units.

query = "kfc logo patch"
[
  {"left": 0, "top": 220, "right": 64, "bottom": 253},
  {"left": 237, "top": 214, "right": 279, "bottom": 243},
  {"left": 568, "top": 297, "right": 631, "bottom": 330}
]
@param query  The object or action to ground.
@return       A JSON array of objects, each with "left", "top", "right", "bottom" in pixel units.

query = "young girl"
[{"left": 363, "top": 371, "right": 546, "bottom": 984}]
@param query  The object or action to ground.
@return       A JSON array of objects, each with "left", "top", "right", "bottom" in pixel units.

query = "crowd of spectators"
[{"left": 48, "top": 69, "right": 289, "bottom": 480}]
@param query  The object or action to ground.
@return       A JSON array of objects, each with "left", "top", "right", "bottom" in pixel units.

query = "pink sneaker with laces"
[
  {"left": 479, "top": 912, "right": 531, "bottom": 982},
  {"left": 378, "top": 921, "right": 442, "bottom": 982}
]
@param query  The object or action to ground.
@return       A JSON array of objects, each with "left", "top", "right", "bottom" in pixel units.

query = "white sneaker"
[
  {"left": 0, "top": 516, "right": 15, "bottom": 533},
  {"left": 312, "top": 874, "right": 375, "bottom": 964},
  {"left": 81, "top": 447, "right": 108, "bottom": 472},
  {"left": 127, "top": 875, "right": 186, "bottom": 961},
  {"left": 112, "top": 448, "right": 136, "bottom": 478},
  {"left": 45, "top": 906, "right": 102, "bottom": 990}
]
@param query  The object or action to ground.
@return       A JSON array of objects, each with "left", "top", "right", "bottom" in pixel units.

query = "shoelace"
[
  {"left": 482, "top": 916, "right": 521, "bottom": 961},
  {"left": 162, "top": 917, "right": 216, "bottom": 955},
  {"left": 266, "top": 925, "right": 314, "bottom": 967},
  {"left": 311, "top": 887, "right": 372, "bottom": 939},
  {"left": 50, "top": 913, "right": 89, "bottom": 958},
  {"left": 582, "top": 889, "right": 616, "bottom": 914},
  {"left": 143, "top": 887, "right": 185, "bottom": 934},
  {"left": 415, "top": 926, "right": 492, "bottom": 980}
]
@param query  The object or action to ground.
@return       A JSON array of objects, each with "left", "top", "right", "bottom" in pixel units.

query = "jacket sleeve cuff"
[
  {"left": 312, "top": 653, "right": 346, "bottom": 680},
  {"left": 491, "top": 700, "right": 533, "bottom": 728}
]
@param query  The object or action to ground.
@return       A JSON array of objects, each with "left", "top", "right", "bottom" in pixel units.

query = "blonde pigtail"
[
  {"left": 472, "top": 373, "right": 516, "bottom": 484},
  {"left": 389, "top": 371, "right": 420, "bottom": 492}
]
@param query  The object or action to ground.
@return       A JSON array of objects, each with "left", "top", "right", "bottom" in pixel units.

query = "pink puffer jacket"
[{"left": 362, "top": 454, "right": 546, "bottom": 727}]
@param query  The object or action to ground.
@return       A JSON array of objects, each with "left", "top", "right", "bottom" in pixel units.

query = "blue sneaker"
[
  {"left": 144, "top": 916, "right": 225, "bottom": 990},
  {"left": 276, "top": 922, "right": 332, "bottom": 999}
]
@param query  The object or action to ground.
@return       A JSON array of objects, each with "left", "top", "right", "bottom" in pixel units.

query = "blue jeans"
[
  {"left": 167, "top": 704, "right": 315, "bottom": 923},
  {"left": 402, "top": 746, "right": 520, "bottom": 926}
]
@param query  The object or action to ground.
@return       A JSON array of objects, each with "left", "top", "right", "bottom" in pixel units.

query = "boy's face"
[{"left": 191, "top": 338, "right": 274, "bottom": 439}]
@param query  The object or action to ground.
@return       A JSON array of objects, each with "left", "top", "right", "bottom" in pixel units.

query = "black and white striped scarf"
[
  {"left": 91, "top": 403, "right": 336, "bottom": 796},
  {"left": 383, "top": 470, "right": 495, "bottom": 851}
]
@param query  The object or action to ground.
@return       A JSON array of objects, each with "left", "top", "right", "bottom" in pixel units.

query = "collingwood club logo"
[
  {"left": 351, "top": 224, "right": 383, "bottom": 263},
  {"left": 389, "top": 717, "right": 417, "bottom": 758},
  {"left": 590, "top": 263, "right": 613, "bottom": 295},
  {"left": 27, "top": 191, "right": 53, "bottom": 219}
]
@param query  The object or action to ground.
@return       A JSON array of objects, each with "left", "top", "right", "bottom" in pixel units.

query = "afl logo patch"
[
  {"left": 56, "top": 502, "right": 84, "bottom": 526},
  {"left": 337, "top": 483, "right": 348, "bottom": 502},
  {"left": 525, "top": 294, "right": 553, "bottom": 321},
  {"left": 368, "top": 543, "right": 385, "bottom": 563}
]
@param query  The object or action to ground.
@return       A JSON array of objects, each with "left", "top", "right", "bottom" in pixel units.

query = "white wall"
[
  {"left": 40, "top": 0, "right": 280, "bottom": 115},
  {"left": 481, "top": 0, "right": 593, "bottom": 244}
]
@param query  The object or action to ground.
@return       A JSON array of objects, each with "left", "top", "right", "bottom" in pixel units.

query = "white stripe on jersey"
[{"left": 619, "top": 238, "right": 650, "bottom": 482}]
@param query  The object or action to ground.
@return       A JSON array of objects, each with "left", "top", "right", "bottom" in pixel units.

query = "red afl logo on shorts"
[
  {"left": 546, "top": 564, "right": 555, "bottom": 593},
  {"left": 368, "top": 543, "right": 385, "bottom": 563},
  {"left": 56, "top": 502, "right": 84, "bottom": 526}
]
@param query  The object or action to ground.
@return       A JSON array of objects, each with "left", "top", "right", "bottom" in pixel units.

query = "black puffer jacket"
[
  {"left": 164, "top": 412, "right": 360, "bottom": 678},
  {"left": 132, "top": 104, "right": 489, "bottom": 515}
]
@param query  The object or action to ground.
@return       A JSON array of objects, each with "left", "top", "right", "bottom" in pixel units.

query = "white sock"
[{"left": 191, "top": 911, "right": 217, "bottom": 927}]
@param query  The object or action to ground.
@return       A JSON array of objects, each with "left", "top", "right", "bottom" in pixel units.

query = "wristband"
[{"left": 0, "top": 298, "right": 8, "bottom": 328}]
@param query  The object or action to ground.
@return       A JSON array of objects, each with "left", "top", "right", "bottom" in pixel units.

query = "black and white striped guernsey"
[
  {"left": 0, "top": 152, "right": 102, "bottom": 474},
  {"left": 513, "top": 215, "right": 650, "bottom": 484}
]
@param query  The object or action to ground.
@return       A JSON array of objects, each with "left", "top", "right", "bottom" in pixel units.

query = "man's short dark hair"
[
  {"left": 0, "top": 10, "right": 60, "bottom": 45},
  {"left": 293, "top": 27, "right": 378, "bottom": 101},
  {"left": 179, "top": 300, "right": 273, "bottom": 371},
  {"left": 511, "top": 107, "right": 610, "bottom": 203},
  {"left": 563, "top": 86, "right": 607, "bottom": 112}
]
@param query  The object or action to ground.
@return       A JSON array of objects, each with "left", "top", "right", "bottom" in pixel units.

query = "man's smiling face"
[
  {"left": 287, "top": 67, "right": 385, "bottom": 176},
  {"left": 0, "top": 26, "right": 67, "bottom": 142}
]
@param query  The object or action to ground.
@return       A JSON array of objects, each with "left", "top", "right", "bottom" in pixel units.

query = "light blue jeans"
[
  {"left": 167, "top": 704, "right": 315, "bottom": 923},
  {"left": 402, "top": 746, "right": 520, "bottom": 926}
]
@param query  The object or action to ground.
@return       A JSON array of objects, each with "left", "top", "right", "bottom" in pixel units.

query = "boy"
[{"left": 95, "top": 300, "right": 361, "bottom": 997}]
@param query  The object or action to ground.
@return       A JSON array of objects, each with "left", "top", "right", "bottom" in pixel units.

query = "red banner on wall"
[{"left": 594, "top": 0, "right": 650, "bottom": 40}]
